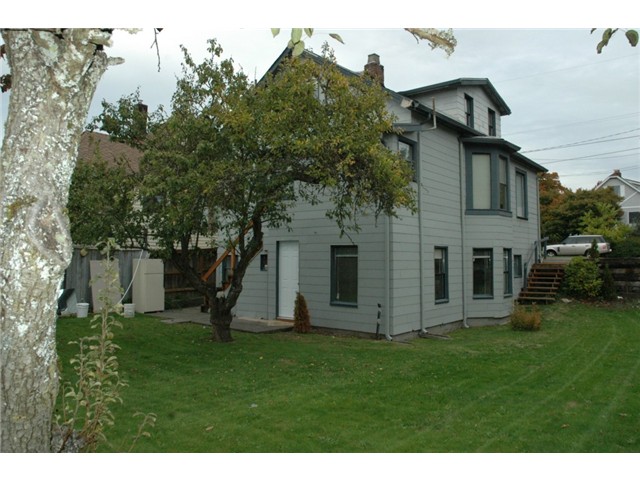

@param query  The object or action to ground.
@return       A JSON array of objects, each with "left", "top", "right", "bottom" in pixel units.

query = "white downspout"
[
  {"left": 458, "top": 137, "right": 469, "bottom": 328},
  {"left": 417, "top": 132, "right": 426, "bottom": 335},
  {"left": 385, "top": 213, "right": 393, "bottom": 341}
]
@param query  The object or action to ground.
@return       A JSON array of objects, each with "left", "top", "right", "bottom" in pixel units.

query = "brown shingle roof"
[{"left": 77, "top": 131, "right": 142, "bottom": 173}]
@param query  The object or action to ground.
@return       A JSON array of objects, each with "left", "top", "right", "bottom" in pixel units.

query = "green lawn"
[{"left": 55, "top": 302, "right": 640, "bottom": 452}]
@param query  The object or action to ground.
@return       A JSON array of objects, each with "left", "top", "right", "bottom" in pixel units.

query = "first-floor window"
[
  {"left": 434, "top": 247, "right": 448, "bottom": 302},
  {"left": 331, "top": 246, "right": 358, "bottom": 306},
  {"left": 630, "top": 211, "right": 640, "bottom": 224},
  {"left": 473, "top": 248, "right": 493, "bottom": 298},
  {"left": 503, "top": 249, "right": 512, "bottom": 295},
  {"left": 514, "top": 254, "right": 523, "bottom": 278}
]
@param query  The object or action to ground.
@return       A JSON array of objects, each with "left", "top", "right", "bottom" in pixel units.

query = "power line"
[
  {"left": 505, "top": 112, "right": 640, "bottom": 137},
  {"left": 535, "top": 152, "right": 639, "bottom": 163},
  {"left": 493, "top": 52, "right": 640, "bottom": 84},
  {"left": 561, "top": 164, "right": 640, "bottom": 178},
  {"left": 533, "top": 147, "right": 640, "bottom": 165},
  {"left": 520, "top": 128, "right": 640, "bottom": 153}
]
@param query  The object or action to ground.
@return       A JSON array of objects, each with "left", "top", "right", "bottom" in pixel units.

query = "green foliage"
[
  {"left": 586, "top": 239, "right": 600, "bottom": 261},
  {"left": 271, "top": 28, "right": 455, "bottom": 59},
  {"left": 68, "top": 158, "right": 144, "bottom": 248},
  {"left": 609, "top": 235, "right": 640, "bottom": 258},
  {"left": 563, "top": 257, "right": 603, "bottom": 299},
  {"left": 88, "top": 88, "right": 164, "bottom": 149},
  {"left": 510, "top": 304, "right": 541, "bottom": 331},
  {"left": 54, "top": 239, "right": 154, "bottom": 452},
  {"left": 541, "top": 184, "right": 624, "bottom": 243},
  {"left": 580, "top": 201, "right": 633, "bottom": 244},
  {"left": 293, "top": 292, "right": 311, "bottom": 333},
  {"left": 592, "top": 28, "right": 639, "bottom": 53}
]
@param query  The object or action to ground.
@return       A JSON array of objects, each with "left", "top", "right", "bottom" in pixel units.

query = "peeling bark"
[{"left": 0, "top": 29, "right": 116, "bottom": 452}]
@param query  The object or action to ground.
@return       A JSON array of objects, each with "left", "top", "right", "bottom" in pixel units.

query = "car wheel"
[{"left": 547, "top": 250, "right": 556, "bottom": 257}]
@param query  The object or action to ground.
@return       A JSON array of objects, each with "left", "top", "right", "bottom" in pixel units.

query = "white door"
[{"left": 278, "top": 241, "right": 299, "bottom": 319}]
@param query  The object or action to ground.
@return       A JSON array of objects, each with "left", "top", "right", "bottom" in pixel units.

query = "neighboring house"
[
  {"left": 77, "top": 130, "right": 142, "bottom": 173},
  {"left": 234, "top": 51, "right": 547, "bottom": 337},
  {"left": 594, "top": 169, "right": 640, "bottom": 226}
]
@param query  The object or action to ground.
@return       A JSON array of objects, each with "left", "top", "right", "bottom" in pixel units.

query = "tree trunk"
[
  {"left": 0, "top": 29, "right": 115, "bottom": 452},
  {"left": 209, "top": 297, "right": 234, "bottom": 342}
]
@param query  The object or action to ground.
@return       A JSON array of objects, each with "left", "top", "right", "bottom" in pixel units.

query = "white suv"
[{"left": 546, "top": 235, "right": 611, "bottom": 257}]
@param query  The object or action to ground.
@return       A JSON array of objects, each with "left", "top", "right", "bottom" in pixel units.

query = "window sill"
[
  {"left": 330, "top": 301, "right": 358, "bottom": 308},
  {"left": 435, "top": 299, "right": 449, "bottom": 305},
  {"left": 473, "top": 295, "right": 494, "bottom": 300},
  {"left": 466, "top": 209, "right": 512, "bottom": 217}
]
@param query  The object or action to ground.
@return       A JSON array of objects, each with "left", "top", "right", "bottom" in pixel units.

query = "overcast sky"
[{"left": 2, "top": 5, "right": 639, "bottom": 193}]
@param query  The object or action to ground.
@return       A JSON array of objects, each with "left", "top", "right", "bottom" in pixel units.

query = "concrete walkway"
[{"left": 152, "top": 307, "right": 293, "bottom": 334}]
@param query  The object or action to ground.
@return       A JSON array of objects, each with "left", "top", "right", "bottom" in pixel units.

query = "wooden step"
[{"left": 517, "top": 262, "right": 566, "bottom": 305}]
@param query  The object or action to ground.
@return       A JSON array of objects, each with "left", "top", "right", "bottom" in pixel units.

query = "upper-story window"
[
  {"left": 398, "top": 138, "right": 417, "bottom": 181},
  {"left": 498, "top": 156, "right": 508, "bottom": 210},
  {"left": 466, "top": 151, "right": 511, "bottom": 215},
  {"left": 488, "top": 108, "right": 496, "bottom": 136},
  {"left": 515, "top": 170, "right": 528, "bottom": 219},
  {"left": 465, "top": 94, "right": 474, "bottom": 128}
]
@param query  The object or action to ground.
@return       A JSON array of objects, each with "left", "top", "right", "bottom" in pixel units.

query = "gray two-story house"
[{"left": 234, "top": 51, "right": 547, "bottom": 338}]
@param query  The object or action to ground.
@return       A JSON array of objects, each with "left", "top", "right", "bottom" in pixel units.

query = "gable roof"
[
  {"left": 77, "top": 131, "right": 142, "bottom": 173},
  {"left": 595, "top": 171, "right": 640, "bottom": 193},
  {"left": 399, "top": 78, "right": 511, "bottom": 116}
]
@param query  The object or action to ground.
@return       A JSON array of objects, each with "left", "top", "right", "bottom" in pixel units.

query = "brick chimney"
[
  {"left": 136, "top": 102, "right": 148, "bottom": 134},
  {"left": 612, "top": 169, "right": 622, "bottom": 177},
  {"left": 364, "top": 53, "right": 384, "bottom": 86}
]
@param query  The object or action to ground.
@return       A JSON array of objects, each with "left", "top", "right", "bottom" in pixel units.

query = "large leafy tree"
[
  {"left": 98, "top": 40, "right": 415, "bottom": 342},
  {"left": 541, "top": 180, "right": 625, "bottom": 243}
]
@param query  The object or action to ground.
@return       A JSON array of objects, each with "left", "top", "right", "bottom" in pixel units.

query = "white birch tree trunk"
[{"left": 0, "top": 29, "right": 118, "bottom": 452}]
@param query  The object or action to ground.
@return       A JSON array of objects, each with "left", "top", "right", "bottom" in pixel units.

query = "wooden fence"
[{"left": 599, "top": 258, "right": 640, "bottom": 297}]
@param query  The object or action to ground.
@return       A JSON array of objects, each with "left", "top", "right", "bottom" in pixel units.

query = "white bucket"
[
  {"left": 77, "top": 303, "right": 90, "bottom": 318},
  {"left": 123, "top": 303, "right": 135, "bottom": 318}
]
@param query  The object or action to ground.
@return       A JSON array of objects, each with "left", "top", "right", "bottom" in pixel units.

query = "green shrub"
[
  {"left": 563, "top": 257, "right": 603, "bottom": 299},
  {"left": 293, "top": 292, "right": 311, "bottom": 333},
  {"left": 510, "top": 304, "right": 541, "bottom": 331},
  {"left": 609, "top": 235, "right": 640, "bottom": 258}
]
